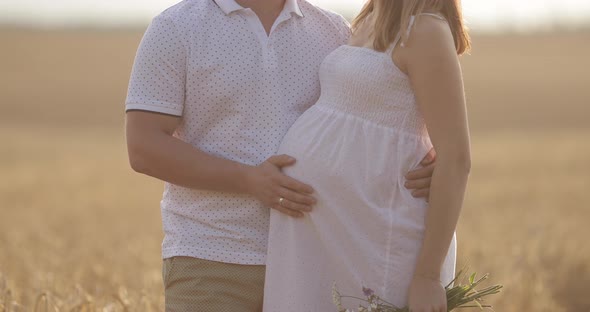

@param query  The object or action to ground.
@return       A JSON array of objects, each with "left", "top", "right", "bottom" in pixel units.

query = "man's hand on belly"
[{"left": 244, "top": 155, "right": 317, "bottom": 217}]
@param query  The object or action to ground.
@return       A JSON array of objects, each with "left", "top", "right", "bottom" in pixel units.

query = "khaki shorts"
[{"left": 162, "top": 256, "right": 265, "bottom": 312}]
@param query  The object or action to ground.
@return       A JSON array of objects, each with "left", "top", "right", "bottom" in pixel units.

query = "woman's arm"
[{"left": 399, "top": 16, "right": 471, "bottom": 312}]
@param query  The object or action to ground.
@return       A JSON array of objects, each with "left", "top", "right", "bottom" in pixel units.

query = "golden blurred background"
[{"left": 1, "top": 1, "right": 590, "bottom": 311}]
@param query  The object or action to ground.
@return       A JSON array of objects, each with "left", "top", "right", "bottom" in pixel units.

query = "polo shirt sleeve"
[
  {"left": 125, "top": 15, "right": 186, "bottom": 116},
  {"left": 336, "top": 15, "right": 352, "bottom": 42},
  {"left": 326, "top": 12, "right": 352, "bottom": 45}
]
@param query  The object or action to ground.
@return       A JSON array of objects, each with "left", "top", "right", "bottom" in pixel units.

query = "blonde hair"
[{"left": 351, "top": 0, "right": 471, "bottom": 55}]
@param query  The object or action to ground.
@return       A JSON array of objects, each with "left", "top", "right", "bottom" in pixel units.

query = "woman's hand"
[
  {"left": 245, "top": 154, "right": 316, "bottom": 217},
  {"left": 408, "top": 275, "right": 447, "bottom": 312}
]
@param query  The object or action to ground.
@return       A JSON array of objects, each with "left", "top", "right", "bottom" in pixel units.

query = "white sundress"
[{"left": 263, "top": 14, "right": 456, "bottom": 311}]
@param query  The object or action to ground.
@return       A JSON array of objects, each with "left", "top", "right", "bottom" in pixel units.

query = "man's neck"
[
  {"left": 235, "top": 0, "right": 286, "bottom": 17},
  {"left": 235, "top": 0, "right": 288, "bottom": 35}
]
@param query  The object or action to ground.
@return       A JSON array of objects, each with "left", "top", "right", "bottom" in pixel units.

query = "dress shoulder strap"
[
  {"left": 386, "top": 15, "right": 418, "bottom": 53},
  {"left": 417, "top": 13, "right": 447, "bottom": 22},
  {"left": 386, "top": 33, "right": 403, "bottom": 54},
  {"left": 388, "top": 13, "right": 447, "bottom": 52}
]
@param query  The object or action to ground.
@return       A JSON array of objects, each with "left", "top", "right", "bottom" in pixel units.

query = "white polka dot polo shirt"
[{"left": 125, "top": 0, "right": 350, "bottom": 265}]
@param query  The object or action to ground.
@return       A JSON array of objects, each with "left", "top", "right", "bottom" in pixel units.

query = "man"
[{"left": 125, "top": 0, "right": 436, "bottom": 311}]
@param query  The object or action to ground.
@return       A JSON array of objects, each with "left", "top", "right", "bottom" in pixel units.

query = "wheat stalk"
[
  {"left": 2, "top": 289, "right": 11, "bottom": 312},
  {"left": 34, "top": 292, "right": 49, "bottom": 312}
]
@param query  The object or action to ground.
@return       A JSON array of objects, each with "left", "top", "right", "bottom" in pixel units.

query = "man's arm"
[{"left": 125, "top": 110, "right": 316, "bottom": 217}]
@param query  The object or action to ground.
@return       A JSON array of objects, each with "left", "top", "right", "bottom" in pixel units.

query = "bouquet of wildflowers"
[{"left": 332, "top": 270, "right": 502, "bottom": 312}]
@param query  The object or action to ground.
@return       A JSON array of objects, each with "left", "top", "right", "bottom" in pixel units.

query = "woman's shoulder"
[
  {"left": 405, "top": 13, "right": 455, "bottom": 52},
  {"left": 394, "top": 12, "right": 459, "bottom": 75}
]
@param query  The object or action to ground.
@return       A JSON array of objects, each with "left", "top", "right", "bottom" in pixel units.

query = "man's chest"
[{"left": 183, "top": 20, "right": 341, "bottom": 91}]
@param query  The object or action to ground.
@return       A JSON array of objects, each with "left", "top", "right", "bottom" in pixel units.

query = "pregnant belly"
[
  {"left": 274, "top": 111, "right": 438, "bottom": 291},
  {"left": 277, "top": 104, "right": 433, "bottom": 225},
  {"left": 278, "top": 106, "right": 431, "bottom": 184}
]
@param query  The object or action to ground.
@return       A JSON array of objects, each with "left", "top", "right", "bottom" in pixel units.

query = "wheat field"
[{"left": 0, "top": 28, "right": 589, "bottom": 311}]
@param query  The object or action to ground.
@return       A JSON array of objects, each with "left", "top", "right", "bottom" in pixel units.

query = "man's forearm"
[{"left": 129, "top": 130, "right": 253, "bottom": 193}]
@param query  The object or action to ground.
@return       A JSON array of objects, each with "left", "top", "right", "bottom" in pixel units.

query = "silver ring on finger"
[{"left": 278, "top": 197, "right": 285, "bottom": 206}]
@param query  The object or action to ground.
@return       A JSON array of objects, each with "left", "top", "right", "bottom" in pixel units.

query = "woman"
[{"left": 263, "top": 0, "right": 471, "bottom": 311}]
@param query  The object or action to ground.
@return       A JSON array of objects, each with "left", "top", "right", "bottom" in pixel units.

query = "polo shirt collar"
[
  {"left": 284, "top": 0, "right": 304, "bottom": 17},
  {"left": 213, "top": 0, "right": 244, "bottom": 15},
  {"left": 214, "top": 0, "right": 304, "bottom": 17}
]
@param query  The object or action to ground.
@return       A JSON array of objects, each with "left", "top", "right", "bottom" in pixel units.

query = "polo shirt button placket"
[
  {"left": 266, "top": 16, "right": 289, "bottom": 69},
  {"left": 266, "top": 39, "right": 278, "bottom": 68}
]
